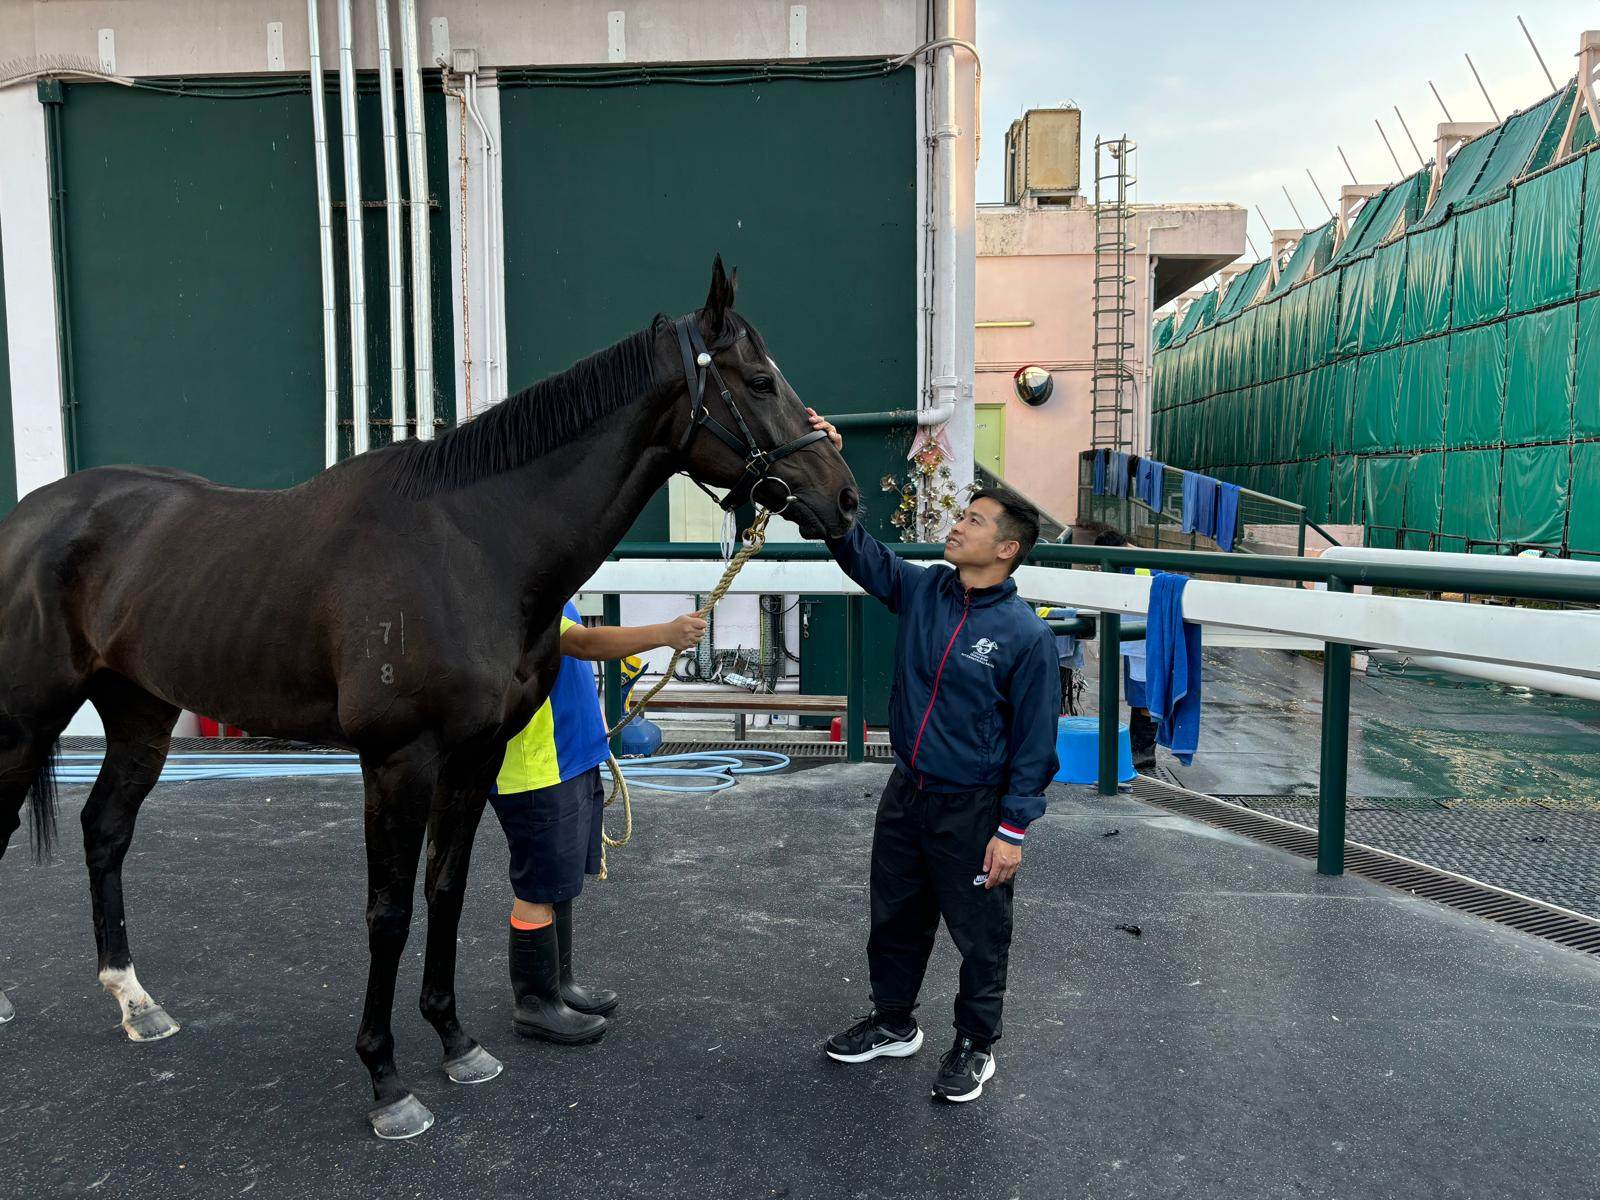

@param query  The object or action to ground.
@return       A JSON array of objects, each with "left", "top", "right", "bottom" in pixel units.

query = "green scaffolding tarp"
[
  {"left": 1150, "top": 81, "right": 1600, "bottom": 555},
  {"left": 1215, "top": 260, "right": 1271, "bottom": 321},
  {"left": 1268, "top": 220, "right": 1335, "bottom": 298},
  {"left": 1504, "top": 305, "right": 1574, "bottom": 443}
]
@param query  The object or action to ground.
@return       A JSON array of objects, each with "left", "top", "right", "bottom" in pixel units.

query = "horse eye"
[{"left": 749, "top": 375, "right": 775, "bottom": 393}]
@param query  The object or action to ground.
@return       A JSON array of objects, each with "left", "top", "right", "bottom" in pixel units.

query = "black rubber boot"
[
  {"left": 509, "top": 922, "right": 607, "bottom": 1044},
  {"left": 1129, "top": 709, "right": 1158, "bottom": 771},
  {"left": 555, "top": 899, "right": 620, "bottom": 1017}
]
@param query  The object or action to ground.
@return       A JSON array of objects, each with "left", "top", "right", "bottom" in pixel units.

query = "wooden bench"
[{"left": 632, "top": 689, "right": 848, "bottom": 740}]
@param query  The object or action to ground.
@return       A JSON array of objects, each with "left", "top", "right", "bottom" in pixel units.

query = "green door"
[
  {"left": 974, "top": 403, "right": 1005, "bottom": 475},
  {"left": 53, "top": 78, "right": 454, "bottom": 488}
]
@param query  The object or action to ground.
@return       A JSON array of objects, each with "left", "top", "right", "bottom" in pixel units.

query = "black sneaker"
[
  {"left": 823, "top": 1011, "right": 924, "bottom": 1063},
  {"left": 931, "top": 1035, "right": 995, "bottom": 1102}
]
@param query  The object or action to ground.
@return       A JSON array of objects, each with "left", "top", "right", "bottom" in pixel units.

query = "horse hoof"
[
  {"left": 124, "top": 1005, "right": 180, "bottom": 1042},
  {"left": 370, "top": 1093, "right": 435, "bottom": 1140},
  {"left": 0, "top": 990, "right": 14, "bottom": 1024},
  {"left": 443, "top": 1044, "right": 503, "bottom": 1085}
]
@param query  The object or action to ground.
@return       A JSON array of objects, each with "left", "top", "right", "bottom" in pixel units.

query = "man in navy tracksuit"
[{"left": 806, "top": 412, "right": 1059, "bottom": 1104}]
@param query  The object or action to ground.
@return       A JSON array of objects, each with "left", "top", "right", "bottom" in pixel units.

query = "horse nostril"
[{"left": 839, "top": 487, "right": 860, "bottom": 516}]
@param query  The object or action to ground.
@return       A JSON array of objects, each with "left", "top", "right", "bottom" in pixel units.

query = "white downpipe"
[
  {"left": 375, "top": 0, "right": 407, "bottom": 440},
  {"left": 307, "top": 0, "right": 339, "bottom": 467},
  {"left": 398, "top": 0, "right": 435, "bottom": 439},
  {"left": 464, "top": 73, "right": 499, "bottom": 403},
  {"left": 336, "top": 0, "right": 369, "bottom": 455},
  {"left": 1370, "top": 650, "right": 1600, "bottom": 703},
  {"left": 923, "top": 0, "right": 960, "bottom": 429}
]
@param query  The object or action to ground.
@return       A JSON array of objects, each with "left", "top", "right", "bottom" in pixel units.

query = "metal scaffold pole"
[{"left": 1091, "top": 135, "right": 1137, "bottom": 453}]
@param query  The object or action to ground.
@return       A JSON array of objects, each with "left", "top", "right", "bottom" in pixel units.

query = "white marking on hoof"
[
  {"left": 0, "top": 989, "right": 15, "bottom": 1024},
  {"left": 370, "top": 1093, "right": 434, "bottom": 1140},
  {"left": 443, "top": 1043, "right": 503, "bottom": 1084},
  {"left": 99, "top": 966, "right": 180, "bottom": 1041}
]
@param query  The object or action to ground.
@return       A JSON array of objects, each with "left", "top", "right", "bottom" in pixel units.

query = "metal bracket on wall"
[{"left": 266, "top": 22, "right": 285, "bottom": 71}]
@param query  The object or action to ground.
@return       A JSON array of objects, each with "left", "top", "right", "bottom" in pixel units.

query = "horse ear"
[{"left": 703, "top": 254, "right": 737, "bottom": 337}]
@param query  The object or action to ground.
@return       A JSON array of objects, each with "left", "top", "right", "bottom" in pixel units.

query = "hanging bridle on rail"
[{"left": 672, "top": 316, "right": 830, "bottom": 514}]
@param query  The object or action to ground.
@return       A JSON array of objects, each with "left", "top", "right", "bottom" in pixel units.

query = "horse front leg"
[
  {"left": 421, "top": 774, "right": 501, "bottom": 1085},
  {"left": 356, "top": 747, "right": 434, "bottom": 1140}
]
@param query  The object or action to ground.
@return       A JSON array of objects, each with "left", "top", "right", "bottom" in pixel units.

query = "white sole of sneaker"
[
  {"left": 935, "top": 1053, "right": 996, "bottom": 1102},
  {"left": 825, "top": 1026, "right": 924, "bottom": 1064}
]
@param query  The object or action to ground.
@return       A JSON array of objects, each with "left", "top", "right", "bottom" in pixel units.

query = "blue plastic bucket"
[{"left": 1053, "top": 716, "right": 1134, "bottom": 785}]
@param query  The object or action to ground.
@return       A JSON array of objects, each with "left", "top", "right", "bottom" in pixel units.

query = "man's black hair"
[{"left": 970, "top": 486, "right": 1041, "bottom": 574}]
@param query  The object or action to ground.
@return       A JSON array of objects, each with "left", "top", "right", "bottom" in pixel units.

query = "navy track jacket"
[{"left": 829, "top": 523, "right": 1060, "bottom": 844}]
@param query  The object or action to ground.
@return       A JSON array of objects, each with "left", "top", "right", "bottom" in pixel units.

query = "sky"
[{"left": 977, "top": 0, "right": 1599, "bottom": 262}]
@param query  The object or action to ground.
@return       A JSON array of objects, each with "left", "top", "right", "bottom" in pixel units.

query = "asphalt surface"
[{"left": 3, "top": 762, "right": 1599, "bottom": 1199}]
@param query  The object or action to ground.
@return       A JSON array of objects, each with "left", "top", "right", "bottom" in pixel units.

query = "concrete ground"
[{"left": 3, "top": 762, "right": 1599, "bottom": 1199}]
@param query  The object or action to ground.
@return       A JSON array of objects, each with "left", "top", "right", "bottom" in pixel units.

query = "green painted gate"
[
  {"left": 497, "top": 62, "right": 919, "bottom": 720},
  {"left": 50, "top": 76, "right": 454, "bottom": 489}
]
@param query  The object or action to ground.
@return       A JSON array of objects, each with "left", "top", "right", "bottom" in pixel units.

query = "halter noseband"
[{"left": 672, "top": 316, "right": 829, "bottom": 514}]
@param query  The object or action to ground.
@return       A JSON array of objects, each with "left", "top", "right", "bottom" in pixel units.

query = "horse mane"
[{"left": 383, "top": 320, "right": 663, "bottom": 497}]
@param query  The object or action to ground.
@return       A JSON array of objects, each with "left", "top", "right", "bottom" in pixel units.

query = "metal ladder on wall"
[{"left": 1091, "top": 136, "right": 1137, "bottom": 452}]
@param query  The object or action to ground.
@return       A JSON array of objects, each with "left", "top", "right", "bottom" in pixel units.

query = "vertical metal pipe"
[
  {"left": 1097, "top": 612, "right": 1121, "bottom": 795},
  {"left": 398, "top": 0, "right": 435, "bottom": 439},
  {"left": 464, "top": 74, "right": 499, "bottom": 403},
  {"left": 375, "top": 0, "right": 407, "bottom": 440},
  {"left": 845, "top": 595, "right": 865, "bottom": 764},
  {"left": 1317, "top": 578, "right": 1353, "bottom": 875},
  {"left": 307, "top": 0, "right": 340, "bottom": 466},
  {"left": 603, "top": 593, "right": 623, "bottom": 757},
  {"left": 336, "top": 0, "right": 369, "bottom": 455}
]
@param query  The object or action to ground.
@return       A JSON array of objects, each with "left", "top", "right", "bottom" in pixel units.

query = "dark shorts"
[{"left": 489, "top": 766, "right": 605, "bottom": 904}]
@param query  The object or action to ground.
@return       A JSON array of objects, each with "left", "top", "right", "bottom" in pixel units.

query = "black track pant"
[{"left": 867, "top": 768, "right": 1013, "bottom": 1044}]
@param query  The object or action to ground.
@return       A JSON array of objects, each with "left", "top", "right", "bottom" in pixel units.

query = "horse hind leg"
[
  {"left": 80, "top": 674, "right": 181, "bottom": 1042},
  {"left": 0, "top": 693, "right": 87, "bottom": 1025}
]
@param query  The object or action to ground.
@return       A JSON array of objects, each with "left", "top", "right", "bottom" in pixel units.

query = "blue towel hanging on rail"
[
  {"left": 1214, "top": 482, "right": 1242, "bottom": 552},
  {"left": 1092, "top": 450, "right": 1107, "bottom": 495},
  {"left": 1144, "top": 572, "right": 1202, "bottom": 765}
]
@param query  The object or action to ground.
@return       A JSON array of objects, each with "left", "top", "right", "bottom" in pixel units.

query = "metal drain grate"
[
  {"left": 1129, "top": 776, "right": 1600, "bottom": 955},
  {"left": 657, "top": 739, "right": 893, "bottom": 760}
]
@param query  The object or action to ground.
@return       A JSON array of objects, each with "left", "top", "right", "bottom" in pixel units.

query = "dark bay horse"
[{"left": 0, "top": 258, "right": 859, "bottom": 1138}]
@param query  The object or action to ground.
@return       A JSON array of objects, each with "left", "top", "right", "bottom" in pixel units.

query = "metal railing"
[
  {"left": 1077, "top": 451, "right": 1314, "bottom": 557},
  {"left": 597, "top": 536, "right": 1600, "bottom": 878}
]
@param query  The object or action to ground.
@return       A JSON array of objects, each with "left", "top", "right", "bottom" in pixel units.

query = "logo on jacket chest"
[{"left": 962, "top": 636, "right": 1000, "bottom": 667}]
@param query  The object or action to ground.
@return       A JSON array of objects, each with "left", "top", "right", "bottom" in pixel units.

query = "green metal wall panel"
[
  {"left": 1444, "top": 324, "right": 1506, "bottom": 447},
  {"left": 1509, "top": 159, "right": 1581, "bottom": 313},
  {"left": 1503, "top": 305, "right": 1574, "bottom": 444},
  {"left": 1402, "top": 223, "right": 1452, "bottom": 339},
  {"left": 1499, "top": 445, "right": 1569, "bottom": 545},
  {"left": 56, "top": 80, "right": 454, "bottom": 487},
  {"left": 499, "top": 67, "right": 916, "bottom": 553},
  {"left": 1451, "top": 199, "right": 1510, "bottom": 328},
  {"left": 0, "top": 221, "right": 13, "bottom": 516}
]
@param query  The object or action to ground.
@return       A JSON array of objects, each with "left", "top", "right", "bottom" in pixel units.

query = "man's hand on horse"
[
  {"left": 806, "top": 408, "right": 843, "bottom": 451},
  {"left": 664, "top": 613, "right": 708, "bottom": 651},
  {"left": 982, "top": 837, "right": 1021, "bottom": 889}
]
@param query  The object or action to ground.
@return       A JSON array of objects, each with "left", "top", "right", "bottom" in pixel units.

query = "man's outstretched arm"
[{"left": 808, "top": 409, "right": 923, "bottom": 614}]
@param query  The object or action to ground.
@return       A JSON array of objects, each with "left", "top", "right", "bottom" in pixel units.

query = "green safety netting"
[
  {"left": 1404, "top": 452, "right": 1444, "bottom": 549},
  {"left": 1215, "top": 260, "right": 1272, "bottom": 321},
  {"left": 1396, "top": 336, "right": 1447, "bottom": 450},
  {"left": 1402, "top": 221, "right": 1452, "bottom": 339},
  {"left": 1268, "top": 220, "right": 1335, "bottom": 298},
  {"left": 1441, "top": 449, "right": 1502, "bottom": 545},
  {"left": 1577, "top": 298, "right": 1600, "bottom": 436},
  {"left": 1330, "top": 172, "right": 1429, "bottom": 266},
  {"left": 1509, "top": 158, "right": 1581, "bottom": 312},
  {"left": 1172, "top": 289, "right": 1218, "bottom": 342},
  {"left": 1414, "top": 124, "right": 1500, "bottom": 231},
  {"left": 1450, "top": 198, "right": 1510, "bottom": 327},
  {"left": 1571, "top": 442, "right": 1600, "bottom": 553},
  {"left": 1527, "top": 80, "right": 1580, "bottom": 174},
  {"left": 1352, "top": 346, "right": 1400, "bottom": 452},
  {"left": 1466, "top": 89, "right": 1567, "bottom": 204}
]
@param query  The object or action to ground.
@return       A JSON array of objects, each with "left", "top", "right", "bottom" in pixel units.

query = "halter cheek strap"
[{"left": 672, "top": 316, "right": 830, "bottom": 513}]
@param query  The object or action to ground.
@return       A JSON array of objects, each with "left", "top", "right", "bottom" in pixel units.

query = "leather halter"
[{"left": 672, "top": 316, "right": 829, "bottom": 513}]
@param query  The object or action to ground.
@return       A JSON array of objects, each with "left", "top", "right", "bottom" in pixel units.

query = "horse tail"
[{"left": 27, "top": 738, "right": 60, "bottom": 863}]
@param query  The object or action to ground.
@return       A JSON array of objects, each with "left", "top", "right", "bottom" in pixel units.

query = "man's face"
[{"left": 943, "top": 497, "right": 1016, "bottom": 572}]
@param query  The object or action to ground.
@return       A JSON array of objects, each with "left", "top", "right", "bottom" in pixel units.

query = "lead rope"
[{"left": 595, "top": 507, "right": 774, "bottom": 879}]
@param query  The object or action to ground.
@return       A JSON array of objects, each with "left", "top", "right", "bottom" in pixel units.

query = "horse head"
[{"left": 664, "top": 256, "right": 859, "bottom": 541}]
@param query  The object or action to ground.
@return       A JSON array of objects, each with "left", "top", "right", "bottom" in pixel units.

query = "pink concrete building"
[{"left": 974, "top": 136, "right": 1246, "bottom": 522}]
